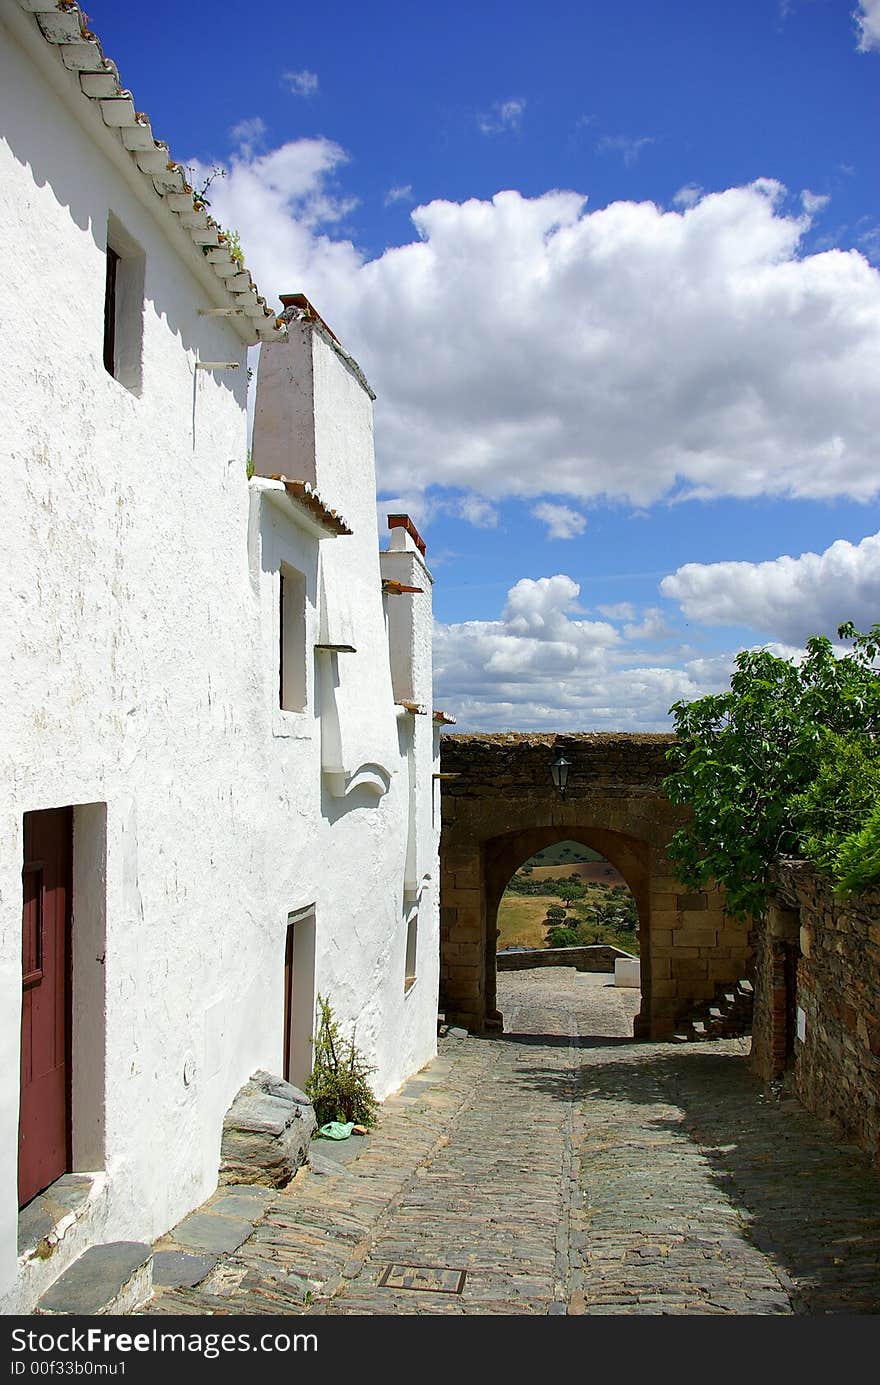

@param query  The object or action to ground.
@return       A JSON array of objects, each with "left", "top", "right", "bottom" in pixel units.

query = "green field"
[{"left": 497, "top": 873, "right": 640, "bottom": 955}]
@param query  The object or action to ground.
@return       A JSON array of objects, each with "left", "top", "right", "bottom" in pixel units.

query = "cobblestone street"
[{"left": 144, "top": 969, "right": 880, "bottom": 1316}]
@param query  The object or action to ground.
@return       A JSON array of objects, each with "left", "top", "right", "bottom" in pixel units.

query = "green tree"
[{"left": 664, "top": 622, "right": 880, "bottom": 916}]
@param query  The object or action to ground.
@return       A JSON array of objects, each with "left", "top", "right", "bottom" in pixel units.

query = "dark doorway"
[
  {"left": 20, "top": 808, "right": 72, "bottom": 1208},
  {"left": 283, "top": 910, "right": 316, "bottom": 1090}
]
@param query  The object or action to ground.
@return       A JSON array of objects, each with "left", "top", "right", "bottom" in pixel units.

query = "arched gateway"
[{"left": 439, "top": 733, "right": 752, "bottom": 1039}]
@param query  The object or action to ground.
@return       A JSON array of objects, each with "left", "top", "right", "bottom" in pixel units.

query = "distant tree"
[
  {"left": 545, "top": 926, "right": 580, "bottom": 949},
  {"left": 544, "top": 904, "right": 567, "bottom": 929}
]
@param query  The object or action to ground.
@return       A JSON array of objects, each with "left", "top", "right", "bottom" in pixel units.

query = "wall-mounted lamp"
[{"left": 550, "top": 751, "right": 571, "bottom": 798}]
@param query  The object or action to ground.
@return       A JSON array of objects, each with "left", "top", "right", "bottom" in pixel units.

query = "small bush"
[{"left": 305, "top": 994, "right": 379, "bottom": 1128}]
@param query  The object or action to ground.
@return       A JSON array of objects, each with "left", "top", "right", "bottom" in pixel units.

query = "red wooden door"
[{"left": 19, "top": 808, "right": 72, "bottom": 1208}]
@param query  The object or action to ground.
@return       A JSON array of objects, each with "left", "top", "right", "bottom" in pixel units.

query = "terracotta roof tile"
[
  {"left": 388, "top": 514, "right": 427, "bottom": 556},
  {"left": 382, "top": 579, "right": 424, "bottom": 596},
  {"left": 269, "top": 477, "right": 353, "bottom": 536},
  {"left": 433, "top": 709, "right": 457, "bottom": 725},
  {"left": 397, "top": 700, "right": 428, "bottom": 715}
]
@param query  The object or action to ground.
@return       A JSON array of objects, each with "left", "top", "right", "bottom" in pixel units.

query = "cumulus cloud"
[
  {"left": 201, "top": 140, "right": 880, "bottom": 512},
  {"left": 433, "top": 574, "right": 736, "bottom": 730},
  {"left": 283, "top": 69, "right": 319, "bottom": 96},
  {"left": 533, "top": 502, "right": 587, "bottom": 539},
  {"left": 854, "top": 0, "right": 880, "bottom": 51},
  {"left": 661, "top": 531, "right": 880, "bottom": 645},
  {"left": 478, "top": 99, "right": 525, "bottom": 134},
  {"left": 597, "top": 134, "right": 654, "bottom": 167}
]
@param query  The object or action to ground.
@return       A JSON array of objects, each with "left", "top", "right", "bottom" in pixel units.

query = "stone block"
[
  {"left": 219, "top": 1069, "right": 316, "bottom": 1188},
  {"left": 614, "top": 958, "right": 640, "bottom": 988},
  {"left": 671, "top": 958, "right": 709, "bottom": 980},
  {"left": 677, "top": 892, "right": 708, "bottom": 910},
  {"left": 443, "top": 886, "right": 480, "bottom": 908},
  {"left": 651, "top": 910, "right": 680, "bottom": 929},
  {"left": 651, "top": 980, "right": 678, "bottom": 997},
  {"left": 650, "top": 929, "right": 673, "bottom": 948},
  {"left": 650, "top": 893, "right": 678, "bottom": 911},
  {"left": 37, "top": 1243, "right": 152, "bottom": 1316},
  {"left": 675, "top": 927, "right": 718, "bottom": 947}
]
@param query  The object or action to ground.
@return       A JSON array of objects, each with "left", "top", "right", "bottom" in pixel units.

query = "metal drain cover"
[{"left": 378, "top": 1264, "right": 467, "bottom": 1294}]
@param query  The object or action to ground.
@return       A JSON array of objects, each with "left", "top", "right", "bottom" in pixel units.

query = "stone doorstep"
[
  {"left": 18, "top": 1173, "right": 98, "bottom": 1259},
  {"left": 35, "top": 1242, "right": 152, "bottom": 1316}
]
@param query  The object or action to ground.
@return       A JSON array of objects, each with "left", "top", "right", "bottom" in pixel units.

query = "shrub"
[{"left": 305, "top": 994, "right": 379, "bottom": 1128}]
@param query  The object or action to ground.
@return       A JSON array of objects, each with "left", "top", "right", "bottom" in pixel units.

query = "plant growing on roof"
[{"left": 305, "top": 994, "right": 379, "bottom": 1128}]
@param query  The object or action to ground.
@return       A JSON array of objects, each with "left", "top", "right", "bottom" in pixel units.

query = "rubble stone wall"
[{"left": 752, "top": 861, "right": 880, "bottom": 1167}]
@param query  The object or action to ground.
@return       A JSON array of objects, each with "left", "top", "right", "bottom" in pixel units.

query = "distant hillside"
[{"left": 525, "top": 840, "right": 602, "bottom": 867}]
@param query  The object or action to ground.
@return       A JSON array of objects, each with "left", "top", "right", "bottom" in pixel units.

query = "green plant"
[
  {"left": 790, "top": 729, "right": 880, "bottom": 877},
  {"left": 246, "top": 448, "right": 254, "bottom": 479},
  {"left": 305, "top": 994, "right": 379, "bottom": 1128},
  {"left": 224, "top": 229, "right": 245, "bottom": 266},
  {"left": 664, "top": 622, "right": 880, "bottom": 916}
]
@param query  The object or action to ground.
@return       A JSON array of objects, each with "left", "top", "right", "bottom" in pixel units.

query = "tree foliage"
[{"left": 663, "top": 623, "right": 880, "bottom": 916}]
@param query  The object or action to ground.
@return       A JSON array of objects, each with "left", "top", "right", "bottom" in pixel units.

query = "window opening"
[{"left": 279, "top": 565, "right": 307, "bottom": 712}]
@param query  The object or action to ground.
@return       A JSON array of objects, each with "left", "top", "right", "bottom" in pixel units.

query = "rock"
[{"left": 219, "top": 1070, "right": 317, "bottom": 1188}]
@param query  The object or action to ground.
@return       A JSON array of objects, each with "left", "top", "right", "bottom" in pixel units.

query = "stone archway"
[
  {"left": 483, "top": 824, "right": 651, "bottom": 1035},
  {"left": 439, "top": 733, "right": 752, "bottom": 1039}
]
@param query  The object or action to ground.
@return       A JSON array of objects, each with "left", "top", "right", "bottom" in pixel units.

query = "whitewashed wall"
[{"left": 0, "top": 11, "right": 438, "bottom": 1312}]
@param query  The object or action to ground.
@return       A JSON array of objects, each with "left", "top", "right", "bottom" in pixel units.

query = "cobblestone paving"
[{"left": 143, "top": 969, "right": 880, "bottom": 1316}]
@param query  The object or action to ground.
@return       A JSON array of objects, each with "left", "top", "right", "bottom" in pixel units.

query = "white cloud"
[
  {"left": 597, "top": 601, "right": 636, "bottom": 620},
  {"left": 202, "top": 143, "right": 880, "bottom": 512},
  {"left": 283, "top": 69, "right": 319, "bottom": 97},
  {"left": 854, "top": 1, "right": 880, "bottom": 51},
  {"left": 673, "top": 183, "right": 703, "bottom": 208},
  {"left": 457, "top": 495, "right": 498, "bottom": 528},
  {"left": 533, "top": 502, "right": 587, "bottom": 539},
  {"left": 800, "top": 189, "right": 830, "bottom": 215},
  {"left": 478, "top": 99, "right": 525, "bottom": 135},
  {"left": 433, "top": 574, "right": 736, "bottom": 730},
  {"left": 661, "top": 531, "right": 880, "bottom": 645},
  {"left": 623, "top": 607, "right": 675, "bottom": 642},
  {"left": 597, "top": 134, "right": 654, "bottom": 167},
  {"left": 229, "top": 117, "right": 266, "bottom": 156},
  {"left": 384, "top": 184, "right": 413, "bottom": 206}
]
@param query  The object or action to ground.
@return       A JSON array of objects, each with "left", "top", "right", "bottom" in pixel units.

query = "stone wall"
[
  {"left": 497, "top": 945, "right": 635, "bottom": 974},
  {"left": 440, "top": 733, "right": 752, "bottom": 1039},
  {"left": 752, "top": 861, "right": 880, "bottom": 1167}
]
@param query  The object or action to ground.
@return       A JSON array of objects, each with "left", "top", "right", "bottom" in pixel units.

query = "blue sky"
[{"left": 86, "top": 0, "right": 880, "bottom": 730}]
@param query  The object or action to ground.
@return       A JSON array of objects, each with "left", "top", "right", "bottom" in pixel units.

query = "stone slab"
[
  {"left": 37, "top": 1242, "right": 152, "bottom": 1315},
  {"left": 312, "top": 1133, "right": 367, "bottom": 1166},
  {"left": 206, "top": 1190, "right": 273, "bottom": 1218},
  {"left": 171, "top": 1213, "right": 257, "bottom": 1255},
  {"left": 151, "top": 1251, "right": 217, "bottom": 1288}
]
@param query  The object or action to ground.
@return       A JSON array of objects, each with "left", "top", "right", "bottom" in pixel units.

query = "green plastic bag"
[{"left": 318, "top": 1120, "right": 354, "bottom": 1141}]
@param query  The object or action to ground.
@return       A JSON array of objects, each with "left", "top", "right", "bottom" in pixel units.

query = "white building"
[{"left": 0, "top": 0, "right": 441, "bottom": 1313}]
